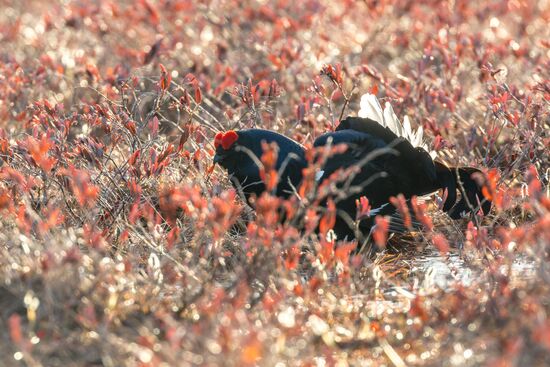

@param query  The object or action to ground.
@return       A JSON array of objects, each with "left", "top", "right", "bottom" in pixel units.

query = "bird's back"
[
  {"left": 313, "top": 116, "right": 442, "bottom": 240},
  {"left": 227, "top": 129, "right": 307, "bottom": 200}
]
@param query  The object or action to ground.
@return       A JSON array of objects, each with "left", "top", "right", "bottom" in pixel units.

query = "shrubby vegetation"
[{"left": 0, "top": 1, "right": 548, "bottom": 365}]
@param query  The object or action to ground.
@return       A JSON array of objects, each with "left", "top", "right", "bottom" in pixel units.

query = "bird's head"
[
  {"left": 212, "top": 128, "right": 307, "bottom": 200},
  {"left": 213, "top": 130, "right": 240, "bottom": 169}
]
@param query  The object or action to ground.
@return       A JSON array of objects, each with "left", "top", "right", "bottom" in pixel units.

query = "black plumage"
[
  {"left": 314, "top": 116, "right": 490, "bottom": 239},
  {"left": 213, "top": 116, "right": 491, "bottom": 242},
  {"left": 213, "top": 129, "right": 307, "bottom": 204}
]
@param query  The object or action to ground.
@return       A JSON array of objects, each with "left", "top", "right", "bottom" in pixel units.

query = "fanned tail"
[
  {"left": 358, "top": 93, "right": 435, "bottom": 157},
  {"left": 355, "top": 93, "right": 492, "bottom": 220}
]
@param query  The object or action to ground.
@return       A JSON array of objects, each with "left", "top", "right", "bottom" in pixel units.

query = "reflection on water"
[
  {"left": 407, "top": 248, "right": 536, "bottom": 290},
  {"left": 411, "top": 250, "right": 473, "bottom": 289},
  {"left": 369, "top": 247, "right": 539, "bottom": 318}
]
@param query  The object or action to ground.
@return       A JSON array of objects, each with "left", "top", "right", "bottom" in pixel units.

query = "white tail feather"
[
  {"left": 403, "top": 116, "right": 413, "bottom": 143},
  {"left": 358, "top": 93, "right": 384, "bottom": 124},
  {"left": 358, "top": 93, "right": 436, "bottom": 157}
]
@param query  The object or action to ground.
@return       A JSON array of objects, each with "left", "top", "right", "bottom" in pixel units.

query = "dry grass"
[{"left": 0, "top": 0, "right": 549, "bottom": 366}]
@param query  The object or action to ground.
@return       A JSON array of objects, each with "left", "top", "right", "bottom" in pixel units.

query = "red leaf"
[
  {"left": 16, "top": 204, "right": 31, "bottom": 233},
  {"left": 0, "top": 189, "right": 12, "bottom": 211},
  {"left": 335, "top": 242, "right": 357, "bottom": 263},
  {"left": 409, "top": 296, "right": 428, "bottom": 322},
  {"left": 356, "top": 196, "right": 371, "bottom": 219},
  {"left": 373, "top": 216, "right": 389, "bottom": 248},
  {"left": 166, "top": 226, "right": 180, "bottom": 249},
  {"left": 141, "top": 0, "right": 159, "bottom": 25},
  {"left": 319, "top": 239, "right": 334, "bottom": 263},
  {"left": 128, "top": 200, "right": 140, "bottom": 224},
  {"left": 149, "top": 116, "right": 159, "bottom": 138},
  {"left": 128, "top": 150, "right": 141, "bottom": 166},
  {"left": 284, "top": 245, "right": 300, "bottom": 270},
  {"left": 370, "top": 84, "right": 379, "bottom": 95},
  {"left": 319, "top": 199, "right": 336, "bottom": 235},
  {"left": 389, "top": 194, "right": 412, "bottom": 229},
  {"left": 124, "top": 120, "right": 137, "bottom": 135},
  {"left": 432, "top": 233, "right": 450, "bottom": 253},
  {"left": 158, "top": 63, "right": 172, "bottom": 91},
  {"left": 28, "top": 136, "right": 56, "bottom": 172},
  {"left": 259, "top": 142, "right": 280, "bottom": 191},
  {"left": 9, "top": 314, "right": 22, "bottom": 344},
  {"left": 119, "top": 229, "right": 129, "bottom": 243},
  {"left": 411, "top": 196, "right": 433, "bottom": 231},
  {"left": 533, "top": 320, "right": 550, "bottom": 350},
  {"left": 241, "top": 335, "right": 262, "bottom": 364},
  {"left": 194, "top": 84, "right": 202, "bottom": 104},
  {"left": 62, "top": 166, "right": 99, "bottom": 208},
  {"left": 178, "top": 126, "right": 191, "bottom": 151}
]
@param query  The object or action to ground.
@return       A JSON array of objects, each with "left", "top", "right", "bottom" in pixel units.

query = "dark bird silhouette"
[
  {"left": 213, "top": 129, "right": 307, "bottom": 204},
  {"left": 213, "top": 94, "right": 491, "bottom": 242},
  {"left": 314, "top": 116, "right": 490, "bottom": 240}
]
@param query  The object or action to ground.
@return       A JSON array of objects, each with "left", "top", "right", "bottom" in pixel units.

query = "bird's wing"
[
  {"left": 313, "top": 129, "right": 412, "bottom": 210},
  {"left": 337, "top": 116, "right": 438, "bottom": 187},
  {"left": 314, "top": 129, "right": 433, "bottom": 241},
  {"left": 313, "top": 129, "right": 390, "bottom": 183}
]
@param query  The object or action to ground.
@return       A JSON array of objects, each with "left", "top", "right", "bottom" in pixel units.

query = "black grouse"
[
  {"left": 213, "top": 94, "right": 491, "bottom": 241},
  {"left": 213, "top": 129, "right": 307, "bottom": 203}
]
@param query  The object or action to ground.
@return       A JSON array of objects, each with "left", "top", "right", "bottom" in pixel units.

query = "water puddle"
[{"left": 406, "top": 248, "right": 537, "bottom": 290}]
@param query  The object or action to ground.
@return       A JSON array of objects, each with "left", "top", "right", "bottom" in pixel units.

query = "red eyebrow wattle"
[
  {"left": 214, "top": 132, "right": 223, "bottom": 149},
  {"left": 218, "top": 130, "right": 238, "bottom": 150}
]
